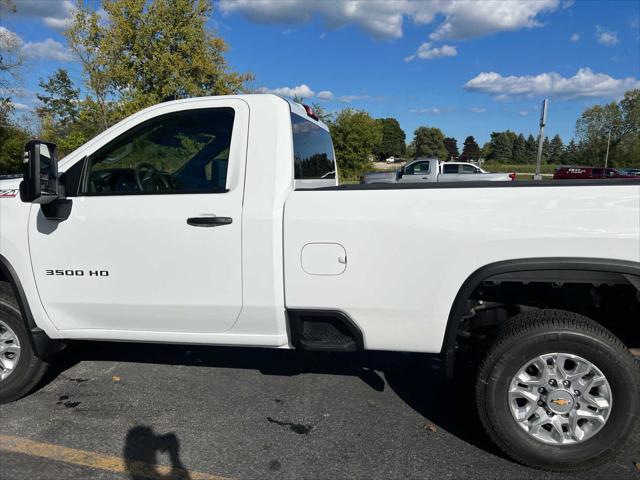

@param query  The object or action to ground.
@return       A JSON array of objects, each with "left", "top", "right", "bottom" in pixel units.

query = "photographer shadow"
[{"left": 123, "top": 425, "right": 191, "bottom": 480}]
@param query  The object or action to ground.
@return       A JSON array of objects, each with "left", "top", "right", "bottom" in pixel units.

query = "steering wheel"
[{"left": 134, "top": 162, "right": 170, "bottom": 192}]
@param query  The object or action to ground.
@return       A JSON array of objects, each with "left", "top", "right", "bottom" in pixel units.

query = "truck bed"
[{"left": 284, "top": 180, "right": 640, "bottom": 352}]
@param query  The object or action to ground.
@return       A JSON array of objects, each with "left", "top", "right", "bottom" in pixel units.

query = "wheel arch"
[
  {"left": 0, "top": 254, "right": 65, "bottom": 359},
  {"left": 441, "top": 257, "right": 640, "bottom": 377}
]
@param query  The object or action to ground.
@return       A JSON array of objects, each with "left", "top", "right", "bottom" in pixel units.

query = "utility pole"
[
  {"left": 534, "top": 99, "right": 548, "bottom": 181},
  {"left": 604, "top": 129, "right": 611, "bottom": 169}
]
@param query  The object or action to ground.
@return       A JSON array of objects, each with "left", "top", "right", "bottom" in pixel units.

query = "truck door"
[
  {"left": 398, "top": 160, "right": 433, "bottom": 183},
  {"left": 28, "top": 100, "right": 248, "bottom": 334}
]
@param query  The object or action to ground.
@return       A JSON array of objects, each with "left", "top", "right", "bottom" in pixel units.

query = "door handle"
[{"left": 187, "top": 216, "right": 233, "bottom": 227}]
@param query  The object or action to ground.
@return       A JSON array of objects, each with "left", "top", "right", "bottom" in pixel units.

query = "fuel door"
[{"left": 301, "top": 243, "right": 347, "bottom": 276}]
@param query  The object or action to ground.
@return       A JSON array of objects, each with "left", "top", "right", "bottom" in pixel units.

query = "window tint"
[
  {"left": 591, "top": 168, "right": 603, "bottom": 176},
  {"left": 460, "top": 164, "right": 477, "bottom": 174},
  {"left": 405, "top": 161, "right": 430, "bottom": 174},
  {"left": 291, "top": 113, "right": 335, "bottom": 179},
  {"left": 83, "top": 108, "right": 235, "bottom": 195},
  {"left": 442, "top": 164, "right": 459, "bottom": 174}
]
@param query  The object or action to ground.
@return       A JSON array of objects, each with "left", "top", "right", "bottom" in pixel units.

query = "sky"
[{"left": 1, "top": 0, "right": 639, "bottom": 147}]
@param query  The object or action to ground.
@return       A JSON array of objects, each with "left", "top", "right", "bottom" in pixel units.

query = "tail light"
[
  {"left": 303, "top": 104, "right": 319, "bottom": 121},
  {"left": 509, "top": 172, "right": 516, "bottom": 181}
]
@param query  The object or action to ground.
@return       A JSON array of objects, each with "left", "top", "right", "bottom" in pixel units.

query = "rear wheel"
[
  {"left": 476, "top": 309, "right": 640, "bottom": 471},
  {"left": 0, "top": 287, "right": 48, "bottom": 404}
]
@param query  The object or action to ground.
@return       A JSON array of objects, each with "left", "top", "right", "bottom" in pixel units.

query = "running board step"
[
  {"left": 288, "top": 310, "right": 363, "bottom": 352},
  {"left": 299, "top": 332, "right": 356, "bottom": 352}
]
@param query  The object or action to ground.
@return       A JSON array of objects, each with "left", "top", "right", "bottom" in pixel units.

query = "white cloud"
[
  {"left": 404, "top": 42, "right": 457, "bottom": 61},
  {"left": 257, "top": 84, "right": 315, "bottom": 98},
  {"left": 219, "top": 0, "right": 559, "bottom": 41},
  {"left": 317, "top": 90, "right": 334, "bottom": 100},
  {"left": 409, "top": 107, "right": 452, "bottom": 114},
  {"left": 22, "top": 38, "right": 74, "bottom": 62},
  {"left": 470, "top": 107, "right": 486, "bottom": 113},
  {"left": 338, "top": 94, "right": 370, "bottom": 103},
  {"left": 464, "top": 68, "right": 640, "bottom": 100},
  {"left": 11, "top": 0, "right": 75, "bottom": 31},
  {"left": 519, "top": 110, "right": 529, "bottom": 116},
  {"left": 570, "top": 33, "right": 580, "bottom": 42},
  {"left": 597, "top": 26, "right": 618, "bottom": 45},
  {"left": 429, "top": 0, "right": 558, "bottom": 41}
]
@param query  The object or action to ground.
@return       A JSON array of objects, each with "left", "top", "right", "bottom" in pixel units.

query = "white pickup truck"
[
  {"left": 361, "top": 158, "right": 515, "bottom": 183},
  {"left": 1, "top": 95, "right": 639, "bottom": 472}
]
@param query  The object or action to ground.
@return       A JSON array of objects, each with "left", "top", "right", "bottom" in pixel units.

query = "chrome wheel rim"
[
  {"left": 0, "top": 319, "right": 21, "bottom": 381},
  {"left": 508, "top": 352, "right": 612, "bottom": 445}
]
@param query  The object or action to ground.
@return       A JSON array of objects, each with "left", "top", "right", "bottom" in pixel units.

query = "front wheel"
[
  {"left": 476, "top": 309, "right": 639, "bottom": 471},
  {"left": 0, "top": 292, "right": 48, "bottom": 404}
]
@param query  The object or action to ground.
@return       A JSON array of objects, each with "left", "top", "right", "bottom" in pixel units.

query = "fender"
[
  {"left": 0, "top": 254, "right": 66, "bottom": 359},
  {"left": 441, "top": 257, "right": 640, "bottom": 377}
]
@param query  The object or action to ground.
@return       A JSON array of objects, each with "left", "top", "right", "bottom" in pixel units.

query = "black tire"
[
  {"left": 0, "top": 283, "right": 48, "bottom": 404},
  {"left": 476, "top": 309, "right": 640, "bottom": 471}
]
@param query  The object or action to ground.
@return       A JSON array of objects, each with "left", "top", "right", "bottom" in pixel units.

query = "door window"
[
  {"left": 405, "top": 161, "right": 430, "bottom": 175},
  {"left": 460, "top": 164, "right": 478, "bottom": 174},
  {"left": 442, "top": 164, "right": 459, "bottom": 174},
  {"left": 82, "top": 108, "right": 235, "bottom": 195}
]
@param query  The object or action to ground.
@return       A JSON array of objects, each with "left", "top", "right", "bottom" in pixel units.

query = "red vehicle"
[{"left": 553, "top": 166, "right": 632, "bottom": 179}]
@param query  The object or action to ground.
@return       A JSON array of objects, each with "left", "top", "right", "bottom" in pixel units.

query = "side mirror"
[
  {"left": 20, "top": 140, "right": 60, "bottom": 204},
  {"left": 397, "top": 168, "right": 404, "bottom": 179}
]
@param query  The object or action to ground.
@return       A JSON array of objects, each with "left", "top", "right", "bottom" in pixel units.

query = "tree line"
[
  {"left": 1, "top": 0, "right": 638, "bottom": 177},
  {"left": 317, "top": 88, "right": 639, "bottom": 180}
]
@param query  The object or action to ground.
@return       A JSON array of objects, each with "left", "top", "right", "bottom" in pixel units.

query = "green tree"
[
  {"left": 525, "top": 134, "right": 538, "bottom": 163},
  {"left": 65, "top": 0, "right": 253, "bottom": 120},
  {"left": 36, "top": 69, "right": 83, "bottom": 152},
  {"left": 512, "top": 134, "right": 526, "bottom": 164},
  {"left": 329, "top": 109, "right": 382, "bottom": 178},
  {"left": 548, "top": 134, "right": 564, "bottom": 164},
  {"left": 542, "top": 136, "right": 550, "bottom": 164},
  {"left": 65, "top": 1, "right": 111, "bottom": 130},
  {"left": 37, "top": 69, "right": 79, "bottom": 125},
  {"left": 104, "top": 0, "right": 252, "bottom": 114},
  {"left": 487, "top": 130, "right": 517, "bottom": 162},
  {"left": 443, "top": 137, "right": 459, "bottom": 161},
  {"left": 460, "top": 136, "right": 481, "bottom": 161},
  {"left": 575, "top": 89, "right": 640, "bottom": 166},
  {"left": 411, "top": 126, "right": 447, "bottom": 160},
  {"left": 374, "top": 118, "right": 405, "bottom": 160},
  {"left": 562, "top": 139, "right": 580, "bottom": 165},
  {"left": 0, "top": 101, "right": 29, "bottom": 174}
]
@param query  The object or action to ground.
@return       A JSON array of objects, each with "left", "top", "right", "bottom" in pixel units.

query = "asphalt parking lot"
[{"left": 0, "top": 342, "right": 638, "bottom": 480}]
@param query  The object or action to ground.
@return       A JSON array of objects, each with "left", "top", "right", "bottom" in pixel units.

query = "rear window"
[
  {"left": 442, "top": 164, "right": 458, "bottom": 174},
  {"left": 291, "top": 113, "right": 335, "bottom": 180}
]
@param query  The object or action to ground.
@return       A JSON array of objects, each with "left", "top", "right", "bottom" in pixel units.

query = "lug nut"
[
  {"left": 537, "top": 400, "right": 544, "bottom": 406},
  {"left": 548, "top": 379, "right": 557, "bottom": 387},
  {"left": 575, "top": 403, "right": 580, "bottom": 409},
  {"left": 538, "top": 387, "right": 546, "bottom": 394},
  {"left": 574, "top": 390, "right": 581, "bottom": 397},
  {"left": 562, "top": 380, "right": 571, "bottom": 388}
]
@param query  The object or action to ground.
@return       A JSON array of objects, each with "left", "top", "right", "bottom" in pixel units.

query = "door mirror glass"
[{"left": 21, "top": 141, "right": 60, "bottom": 204}]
